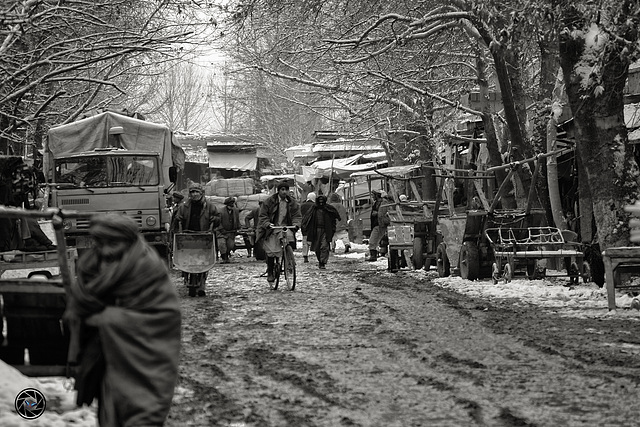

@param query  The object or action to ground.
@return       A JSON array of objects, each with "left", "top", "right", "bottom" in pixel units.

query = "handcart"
[
  {"left": 485, "top": 226, "right": 589, "bottom": 285},
  {"left": 172, "top": 231, "right": 216, "bottom": 297}
]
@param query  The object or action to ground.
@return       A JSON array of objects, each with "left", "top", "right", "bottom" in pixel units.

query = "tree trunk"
[
  {"left": 474, "top": 47, "right": 516, "bottom": 208},
  {"left": 560, "top": 28, "right": 639, "bottom": 249}
]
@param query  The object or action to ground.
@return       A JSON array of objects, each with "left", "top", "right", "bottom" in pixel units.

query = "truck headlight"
[
  {"left": 146, "top": 216, "right": 157, "bottom": 226},
  {"left": 62, "top": 219, "right": 72, "bottom": 230}
]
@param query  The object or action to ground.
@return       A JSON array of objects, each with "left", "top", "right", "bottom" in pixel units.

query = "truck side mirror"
[{"left": 169, "top": 167, "right": 177, "bottom": 183}]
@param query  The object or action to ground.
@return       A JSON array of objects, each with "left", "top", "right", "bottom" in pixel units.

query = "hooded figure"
[
  {"left": 64, "top": 214, "right": 181, "bottom": 426},
  {"left": 301, "top": 194, "right": 340, "bottom": 269}
]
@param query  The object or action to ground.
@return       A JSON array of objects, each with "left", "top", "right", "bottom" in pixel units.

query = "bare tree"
[{"left": 0, "top": 0, "right": 221, "bottom": 154}]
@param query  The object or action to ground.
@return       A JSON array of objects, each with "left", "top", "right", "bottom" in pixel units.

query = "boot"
[
  {"left": 344, "top": 244, "right": 351, "bottom": 254},
  {"left": 303, "top": 256, "right": 309, "bottom": 263},
  {"left": 247, "top": 248, "right": 252, "bottom": 258},
  {"left": 267, "top": 257, "right": 275, "bottom": 282},
  {"left": 222, "top": 254, "right": 229, "bottom": 264},
  {"left": 366, "top": 249, "right": 378, "bottom": 262}
]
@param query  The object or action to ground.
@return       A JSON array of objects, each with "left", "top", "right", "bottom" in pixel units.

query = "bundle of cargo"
[
  {"left": 205, "top": 178, "right": 255, "bottom": 197},
  {"left": 205, "top": 193, "right": 269, "bottom": 213}
]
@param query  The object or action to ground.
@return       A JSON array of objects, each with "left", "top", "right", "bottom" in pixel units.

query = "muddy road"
[{"left": 165, "top": 249, "right": 640, "bottom": 427}]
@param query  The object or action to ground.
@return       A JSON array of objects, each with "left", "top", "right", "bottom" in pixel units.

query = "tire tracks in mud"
[{"left": 167, "top": 255, "right": 640, "bottom": 426}]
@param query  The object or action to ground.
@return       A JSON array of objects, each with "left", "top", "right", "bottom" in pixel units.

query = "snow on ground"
[
  {"left": 1, "top": 240, "right": 639, "bottom": 423},
  {"left": 0, "top": 362, "right": 96, "bottom": 426}
]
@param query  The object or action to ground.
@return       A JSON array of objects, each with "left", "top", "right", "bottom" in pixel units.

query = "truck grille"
[
  {"left": 60, "top": 198, "right": 90, "bottom": 205},
  {"left": 76, "top": 215, "right": 143, "bottom": 230}
]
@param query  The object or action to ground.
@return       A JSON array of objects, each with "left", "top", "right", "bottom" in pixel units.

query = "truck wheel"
[
  {"left": 436, "top": 243, "right": 450, "bottom": 277},
  {"left": 412, "top": 238, "right": 424, "bottom": 270},
  {"left": 459, "top": 241, "right": 479, "bottom": 280}
]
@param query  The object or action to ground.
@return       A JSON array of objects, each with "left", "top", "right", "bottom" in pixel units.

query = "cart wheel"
[
  {"left": 436, "top": 243, "right": 450, "bottom": 277},
  {"left": 526, "top": 260, "right": 536, "bottom": 279},
  {"left": 389, "top": 249, "right": 399, "bottom": 272},
  {"left": 503, "top": 263, "right": 512, "bottom": 283},
  {"left": 459, "top": 241, "right": 480, "bottom": 280},
  {"left": 582, "top": 261, "right": 592, "bottom": 283},
  {"left": 569, "top": 261, "right": 580, "bottom": 285},
  {"left": 412, "top": 238, "right": 424, "bottom": 270},
  {"left": 492, "top": 263, "right": 500, "bottom": 285}
]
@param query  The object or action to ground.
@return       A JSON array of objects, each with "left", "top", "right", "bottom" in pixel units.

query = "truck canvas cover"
[{"left": 45, "top": 112, "right": 185, "bottom": 184}]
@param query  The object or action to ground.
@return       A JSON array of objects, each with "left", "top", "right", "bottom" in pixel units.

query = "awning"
[
  {"left": 284, "top": 144, "right": 314, "bottom": 162},
  {"left": 350, "top": 164, "right": 422, "bottom": 179},
  {"left": 208, "top": 151, "right": 257, "bottom": 171}
]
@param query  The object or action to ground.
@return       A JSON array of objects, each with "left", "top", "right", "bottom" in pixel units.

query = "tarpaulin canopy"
[
  {"left": 284, "top": 144, "right": 314, "bottom": 162},
  {"left": 45, "top": 112, "right": 185, "bottom": 185},
  {"left": 300, "top": 154, "right": 388, "bottom": 182},
  {"left": 349, "top": 164, "right": 422, "bottom": 179},
  {"left": 208, "top": 151, "right": 257, "bottom": 171}
]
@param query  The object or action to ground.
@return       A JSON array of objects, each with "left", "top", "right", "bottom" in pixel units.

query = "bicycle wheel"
[
  {"left": 283, "top": 245, "right": 296, "bottom": 291},
  {"left": 273, "top": 257, "right": 281, "bottom": 290}
]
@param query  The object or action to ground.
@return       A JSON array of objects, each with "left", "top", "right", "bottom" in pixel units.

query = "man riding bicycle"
[{"left": 256, "top": 182, "right": 302, "bottom": 286}]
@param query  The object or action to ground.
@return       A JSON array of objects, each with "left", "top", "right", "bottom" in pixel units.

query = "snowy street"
[{"left": 2, "top": 243, "right": 640, "bottom": 426}]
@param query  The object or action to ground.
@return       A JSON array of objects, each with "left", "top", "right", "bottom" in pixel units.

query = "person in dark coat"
[
  {"left": 256, "top": 182, "right": 302, "bottom": 285},
  {"left": 173, "top": 182, "right": 220, "bottom": 295},
  {"left": 302, "top": 194, "right": 340, "bottom": 269},
  {"left": 244, "top": 200, "right": 264, "bottom": 258},
  {"left": 64, "top": 214, "right": 181, "bottom": 427},
  {"left": 216, "top": 197, "right": 240, "bottom": 263},
  {"left": 367, "top": 189, "right": 384, "bottom": 261},
  {"left": 300, "top": 192, "right": 316, "bottom": 263}
]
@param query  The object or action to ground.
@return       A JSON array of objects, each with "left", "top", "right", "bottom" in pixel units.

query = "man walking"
[
  {"left": 300, "top": 192, "right": 316, "bottom": 262},
  {"left": 302, "top": 194, "right": 340, "bottom": 269},
  {"left": 367, "top": 189, "right": 384, "bottom": 262},
  {"left": 216, "top": 197, "right": 240, "bottom": 263},
  {"left": 256, "top": 182, "right": 302, "bottom": 286},
  {"left": 174, "top": 183, "right": 220, "bottom": 295},
  {"left": 328, "top": 193, "right": 351, "bottom": 254}
]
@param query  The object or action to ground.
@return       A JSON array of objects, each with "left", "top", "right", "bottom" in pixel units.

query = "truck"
[{"left": 43, "top": 111, "right": 185, "bottom": 257}]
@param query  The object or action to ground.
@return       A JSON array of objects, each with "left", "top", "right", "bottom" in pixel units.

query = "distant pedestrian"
[
  {"left": 302, "top": 194, "right": 340, "bottom": 269},
  {"left": 300, "top": 192, "right": 316, "bottom": 263},
  {"left": 328, "top": 193, "right": 351, "bottom": 253},
  {"left": 64, "top": 214, "right": 181, "bottom": 427},
  {"left": 367, "top": 189, "right": 384, "bottom": 262},
  {"left": 216, "top": 197, "right": 240, "bottom": 263},
  {"left": 244, "top": 200, "right": 264, "bottom": 258}
]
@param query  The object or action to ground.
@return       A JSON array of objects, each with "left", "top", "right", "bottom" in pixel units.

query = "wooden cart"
[
  {"left": 0, "top": 206, "right": 87, "bottom": 376},
  {"left": 485, "top": 226, "right": 588, "bottom": 284}
]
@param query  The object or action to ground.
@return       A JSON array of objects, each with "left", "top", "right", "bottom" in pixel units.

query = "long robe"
[{"left": 66, "top": 237, "right": 181, "bottom": 426}]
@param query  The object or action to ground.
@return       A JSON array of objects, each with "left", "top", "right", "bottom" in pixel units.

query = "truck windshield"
[{"left": 55, "top": 155, "right": 159, "bottom": 187}]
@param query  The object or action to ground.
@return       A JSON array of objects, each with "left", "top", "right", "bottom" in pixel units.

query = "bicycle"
[{"left": 269, "top": 225, "right": 297, "bottom": 291}]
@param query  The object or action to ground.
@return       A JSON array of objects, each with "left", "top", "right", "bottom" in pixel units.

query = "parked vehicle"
[{"left": 44, "top": 111, "right": 185, "bottom": 258}]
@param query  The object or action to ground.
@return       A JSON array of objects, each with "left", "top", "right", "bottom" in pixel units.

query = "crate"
[{"left": 388, "top": 225, "right": 414, "bottom": 245}]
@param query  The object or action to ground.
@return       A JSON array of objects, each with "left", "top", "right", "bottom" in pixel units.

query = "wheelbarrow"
[{"left": 172, "top": 231, "right": 216, "bottom": 297}]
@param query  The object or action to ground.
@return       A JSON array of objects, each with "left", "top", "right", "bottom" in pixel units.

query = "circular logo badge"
[{"left": 15, "top": 388, "right": 46, "bottom": 419}]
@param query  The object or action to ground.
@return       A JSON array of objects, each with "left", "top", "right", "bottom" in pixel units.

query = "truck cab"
[{"left": 49, "top": 148, "right": 171, "bottom": 254}]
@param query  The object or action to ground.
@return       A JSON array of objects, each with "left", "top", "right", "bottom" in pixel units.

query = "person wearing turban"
[
  {"left": 256, "top": 182, "right": 302, "bottom": 286},
  {"left": 301, "top": 194, "right": 340, "bottom": 269},
  {"left": 216, "top": 197, "right": 240, "bottom": 263},
  {"left": 174, "top": 182, "right": 220, "bottom": 296}
]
